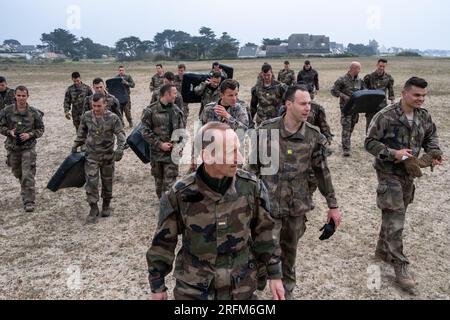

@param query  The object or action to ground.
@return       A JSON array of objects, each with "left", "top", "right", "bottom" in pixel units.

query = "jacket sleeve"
[
  {"left": 194, "top": 82, "right": 207, "bottom": 96},
  {"left": 314, "top": 71, "right": 320, "bottom": 91},
  {"left": 422, "top": 113, "right": 441, "bottom": 153},
  {"left": 73, "top": 115, "right": 88, "bottom": 148},
  {"left": 312, "top": 134, "right": 338, "bottom": 209},
  {"left": 252, "top": 179, "right": 282, "bottom": 280},
  {"left": 141, "top": 108, "right": 161, "bottom": 149},
  {"left": 63, "top": 88, "right": 72, "bottom": 113},
  {"left": 146, "top": 191, "right": 182, "bottom": 293},
  {"left": 364, "top": 113, "right": 397, "bottom": 161},
  {"left": 114, "top": 117, "right": 126, "bottom": 150},
  {"left": 30, "top": 110, "right": 45, "bottom": 139}
]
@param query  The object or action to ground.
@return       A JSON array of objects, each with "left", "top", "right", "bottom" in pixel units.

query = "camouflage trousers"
[
  {"left": 72, "top": 109, "right": 83, "bottom": 131},
  {"left": 375, "top": 171, "right": 415, "bottom": 265},
  {"left": 151, "top": 161, "right": 179, "bottom": 199},
  {"left": 7, "top": 147, "right": 37, "bottom": 205},
  {"left": 123, "top": 96, "right": 133, "bottom": 125},
  {"left": 181, "top": 103, "right": 189, "bottom": 124},
  {"left": 273, "top": 214, "right": 307, "bottom": 300},
  {"left": 85, "top": 154, "right": 115, "bottom": 204},
  {"left": 365, "top": 113, "right": 376, "bottom": 134},
  {"left": 340, "top": 112, "right": 359, "bottom": 152}
]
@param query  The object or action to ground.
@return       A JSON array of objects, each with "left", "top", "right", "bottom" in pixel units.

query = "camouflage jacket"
[
  {"left": 200, "top": 100, "right": 249, "bottom": 132},
  {"left": 278, "top": 69, "right": 296, "bottom": 86},
  {"left": 74, "top": 110, "right": 125, "bottom": 156},
  {"left": 174, "top": 74, "right": 183, "bottom": 92},
  {"left": 0, "top": 88, "right": 16, "bottom": 111},
  {"left": 248, "top": 117, "right": 338, "bottom": 217},
  {"left": 83, "top": 92, "right": 122, "bottom": 120},
  {"left": 194, "top": 82, "right": 221, "bottom": 108},
  {"left": 149, "top": 73, "right": 165, "bottom": 92},
  {"left": 0, "top": 104, "right": 45, "bottom": 151},
  {"left": 141, "top": 100, "right": 186, "bottom": 163},
  {"left": 250, "top": 80, "right": 287, "bottom": 123},
  {"left": 63, "top": 83, "right": 92, "bottom": 114},
  {"left": 363, "top": 71, "right": 395, "bottom": 106},
  {"left": 151, "top": 89, "right": 184, "bottom": 109},
  {"left": 146, "top": 168, "right": 282, "bottom": 297},
  {"left": 365, "top": 102, "right": 441, "bottom": 176},
  {"left": 331, "top": 73, "right": 366, "bottom": 107},
  {"left": 297, "top": 68, "right": 320, "bottom": 91},
  {"left": 117, "top": 74, "right": 135, "bottom": 95}
]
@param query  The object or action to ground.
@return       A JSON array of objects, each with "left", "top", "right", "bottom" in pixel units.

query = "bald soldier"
[
  {"left": 331, "top": 61, "right": 366, "bottom": 157},
  {"left": 147, "top": 122, "right": 285, "bottom": 300},
  {"left": 248, "top": 85, "right": 342, "bottom": 300}
]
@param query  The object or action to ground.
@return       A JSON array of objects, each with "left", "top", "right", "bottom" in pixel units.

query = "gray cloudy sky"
[{"left": 1, "top": 0, "right": 449, "bottom": 50}]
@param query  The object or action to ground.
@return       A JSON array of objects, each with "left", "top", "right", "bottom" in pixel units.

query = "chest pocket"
[{"left": 283, "top": 141, "right": 313, "bottom": 181}]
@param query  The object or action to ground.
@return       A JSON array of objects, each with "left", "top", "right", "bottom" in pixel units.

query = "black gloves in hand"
[{"left": 319, "top": 219, "right": 336, "bottom": 241}]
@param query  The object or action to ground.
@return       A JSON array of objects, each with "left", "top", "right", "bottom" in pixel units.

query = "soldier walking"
[{"left": 63, "top": 72, "right": 92, "bottom": 131}]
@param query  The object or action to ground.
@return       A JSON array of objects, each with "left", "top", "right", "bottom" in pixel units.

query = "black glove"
[
  {"left": 319, "top": 219, "right": 336, "bottom": 241},
  {"left": 16, "top": 132, "right": 24, "bottom": 146}
]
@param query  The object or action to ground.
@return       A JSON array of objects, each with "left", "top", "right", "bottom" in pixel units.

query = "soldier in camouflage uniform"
[
  {"left": 250, "top": 64, "right": 287, "bottom": 126},
  {"left": 331, "top": 61, "right": 366, "bottom": 157},
  {"left": 195, "top": 71, "right": 222, "bottom": 118},
  {"left": 201, "top": 79, "right": 249, "bottom": 134},
  {"left": 363, "top": 59, "right": 395, "bottom": 132},
  {"left": 149, "top": 64, "right": 165, "bottom": 93},
  {"left": 0, "top": 76, "right": 16, "bottom": 111},
  {"left": 117, "top": 66, "right": 136, "bottom": 128},
  {"left": 83, "top": 78, "right": 123, "bottom": 124},
  {"left": 277, "top": 61, "right": 296, "bottom": 86},
  {"left": 365, "top": 77, "right": 443, "bottom": 290},
  {"left": 151, "top": 72, "right": 185, "bottom": 122},
  {"left": 0, "top": 86, "right": 45, "bottom": 212},
  {"left": 174, "top": 64, "right": 190, "bottom": 122},
  {"left": 209, "top": 61, "right": 228, "bottom": 79},
  {"left": 73, "top": 93, "right": 126, "bottom": 224},
  {"left": 248, "top": 86, "right": 342, "bottom": 299},
  {"left": 297, "top": 60, "right": 320, "bottom": 99},
  {"left": 63, "top": 72, "right": 92, "bottom": 131},
  {"left": 142, "top": 84, "right": 186, "bottom": 199},
  {"left": 147, "top": 122, "right": 285, "bottom": 300}
]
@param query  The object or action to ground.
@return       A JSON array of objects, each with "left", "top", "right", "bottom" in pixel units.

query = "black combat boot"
[
  {"left": 101, "top": 199, "right": 112, "bottom": 218},
  {"left": 86, "top": 203, "right": 99, "bottom": 224}
]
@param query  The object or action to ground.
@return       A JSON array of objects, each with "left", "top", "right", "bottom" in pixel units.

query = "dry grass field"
[{"left": 0, "top": 57, "right": 449, "bottom": 300}]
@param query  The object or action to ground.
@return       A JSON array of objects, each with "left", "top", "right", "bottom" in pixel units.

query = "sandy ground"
[{"left": 0, "top": 57, "right": 449, "bottom": 300}]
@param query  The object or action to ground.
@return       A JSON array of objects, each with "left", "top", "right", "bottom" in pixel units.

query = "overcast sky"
[{"left": 2, "top": 0, "right": 449, "bottom": 50}]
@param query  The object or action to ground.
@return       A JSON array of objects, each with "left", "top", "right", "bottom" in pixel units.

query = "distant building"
[
  {"left": 266, "top": 44, "right": 288, "bottom": 57},
  {"left": 287, "top": 34, "right": 330, "bottom": 54},
  {"left": 238, "top": 46, "right": 258, "bottom": 58},
  {"left": 38, "top": 52, "right": 68, "bottom": 60},
  {"left": 16, "top": 45, "right": 37, "bottom": 53},
  {"left": 0, "top": 52, "right": 32, "bottom": 60},
  {"left": 330, "top": 42, "right": 345, "bottom": 54}
]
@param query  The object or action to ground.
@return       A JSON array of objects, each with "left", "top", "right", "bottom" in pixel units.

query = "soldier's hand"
[
  {"left": 395, "top": 149, "right": 413, "bottom": 162},
  {"left": 214, "top": 105, "right": 231, "bottom": 120},
  {"left": 65, "top": 112, "right": 72, "bottom": 120},
  {"left": 328, "top": 208, "right": 342, "bottom": 228},
  {"left": 9, "top": 129, "right": 16, "bottom": 137},
  {"left": 151, "top": 292, "right": 168, "bottom": 300},
  {"left": 160, "top": 142, "right": 173, "bottom": 152},
  {"left": 71, "top": 146, "right": 79, "bottom": 154},
  {"left": 270, "top": 279, "right": 285, "bottom": 300},
  {"left": 19, "top": 133, "right": 31, "bottom": 142},
  {"left": 114, "top": 149, "right": 124, "bottom": 162}
]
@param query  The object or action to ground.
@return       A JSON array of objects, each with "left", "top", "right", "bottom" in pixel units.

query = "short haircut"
[
  {"left": 160, "top": 83, "right": 175, "bottom": 96},
  {"left": 304, "top": 60, "right": 311, "bottom": 65},
  {"left": 178, "top": 64, "right": 186, "bottom": 69},
  {"left": 156, "top": 64, "right": 163, "bottom": 68},
  {"left": 92, "top": 92, "right": 106, "bottom": 103},
  {"left": 404, "top": 77, "right": 428, "bottom": 90},
  {"left": 71, "top": 72, "right": 81, "bottom": 79},
  {"left": 118, "top": 65, "right": 124, "bottom": 69},
  {"left": 212, "top": 62, "right": 220, "bottom": 68},
  {"left": 262, "top": 64, "right": 272, "bottom": 73},
  {"left": 195, "top": 122, "right": 233, "bottom": 151},
  {"left": 0, "top": 76, "right": 6, "bottom": 83},
  {"left": 210, "top": 71, "right": 222, "bottom": 79},
  {"left": 164, "top": 71, "right": 175, "bottom": 81},
  {"left": 15, "top": 85, "right": 29, "bottom": 95},
  {"left": 378, "top": 58, "right": 388, "bottom": 64},
  {"left": 93, "top": 78, "right": 104, "bottom": 85},
  {"left": 283, "top": 85, "right": 309, "bottom": 103},
  {"left": 219, "top": 79, "right": 240, "bottom": 94},
  {"left": 284, "top": 61, "right": 290, "bottom": 65}
]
